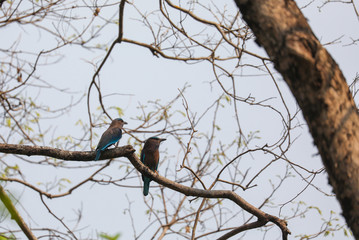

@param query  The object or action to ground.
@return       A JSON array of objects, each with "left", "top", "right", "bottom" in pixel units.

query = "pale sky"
[{"left": 1, "top": 0, "right": 358, "bottom": 239}]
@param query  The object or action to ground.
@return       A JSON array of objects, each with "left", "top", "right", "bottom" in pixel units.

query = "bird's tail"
[
  {"left": 95, "top": 150, "right": 101, "bottom": 161},
  {"left": 143, "top": 177, "right": 151, "bottom": 196}
]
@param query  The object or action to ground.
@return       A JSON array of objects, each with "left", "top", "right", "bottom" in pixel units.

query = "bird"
[
  {"left": 141, "top": 137, "right": 166, "bottom": 196},
  {"left": 94, "top": 118, "right": 127, "bottom": 161}
]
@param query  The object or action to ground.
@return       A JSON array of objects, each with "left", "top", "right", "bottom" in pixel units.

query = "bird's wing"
[
  {"left": 153, "top": 150, "right": 160, "bottom": 171},
  {"left": 97, "top": 128, "right": 122, "bottom": 151},
  {"left": 140, "top": 150, "right": 145, "bottom": 164},
  {"left": 156, "top": 156, "right": 160, "bottom": 171},
  {"left": 140, "top": 150, "right": 146, "bottom": 182}
]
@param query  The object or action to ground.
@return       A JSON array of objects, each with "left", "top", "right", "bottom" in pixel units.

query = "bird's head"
[
  {"left": 149, "top": 136, "right": 166, "bottom": 143},
  {"left": 111, "top": 118, "right": 127, "bottom": 128},
  {"left": 145, "top": 137, "right": 166, "bottom": 148}
]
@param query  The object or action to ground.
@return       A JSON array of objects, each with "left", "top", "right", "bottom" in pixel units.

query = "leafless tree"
[{"left": 0, "top": 0, "right": 357, "bottom": 239}]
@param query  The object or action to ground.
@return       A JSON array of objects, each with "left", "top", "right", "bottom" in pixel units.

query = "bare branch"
[
  {"left": 0, "top": 143, "right": 291, "bottom": 238},
  {"left": 0, "top": 185, "right": 38, "bottom": 240},
  {"left": 0, "top": 143, "right": 134, "bottom": 161}
]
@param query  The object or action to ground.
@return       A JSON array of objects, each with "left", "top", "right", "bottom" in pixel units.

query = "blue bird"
[
  {"left": 141, "top": 137, "right": 166, "bottom": 196},
  {"left": 95, "top": 118, "right": 127, "bottom": 161}
]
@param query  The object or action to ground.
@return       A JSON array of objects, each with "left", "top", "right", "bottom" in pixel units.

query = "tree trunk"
[{"left": 234, "top": 0, "right": 359, "bottom": 237}]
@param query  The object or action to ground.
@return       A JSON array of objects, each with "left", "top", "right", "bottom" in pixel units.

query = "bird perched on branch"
[
  {"left": 141, "top": 137, "right": 166, "bottom": 196},
  {"left": 95, "top": 118, "right": 127, "bottom": 161}
]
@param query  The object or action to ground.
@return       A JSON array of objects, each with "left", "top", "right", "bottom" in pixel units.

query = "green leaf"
[
  {"left": 177, "top": 110, "right": 186, "bottom": 117},
  {"left": 6, "top": 118, "right": 11, "bottom": 127},
  {"left": 0, "top": 234, "right": 16, "bottom": 240},
  {"left": 109, "top": 107, "right": 124, "bottom": 117},
  {"left": 309, "top": 206, "right": 322, "bottom": 215},
  {"left": 60, "top": 178, "right": 72, "bottom": 184},
  {"left": 224, "top": 95, "right": 231, "bottom": 103},
  {"left": 216, "top": 155, "right": 223, "bottom": 165},
  {"left": 24, "top": 125, "right": 33, "bottom": 132},
  {"left": 99, "top": 233, "right": 121, "bottom": 240},
  {"left": 75, "top": 119, "right": 83, "bottom": 126}
]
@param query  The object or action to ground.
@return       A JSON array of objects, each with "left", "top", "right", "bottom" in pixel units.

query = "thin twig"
[{"left": 39, "top": 194, "right": 78, "bottom": 240}]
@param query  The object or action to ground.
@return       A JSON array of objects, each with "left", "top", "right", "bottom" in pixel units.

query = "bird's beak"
[
  {"left": 160, "top": 138, "right": 166, "bottom": 142},
  {"left": 123, "top": 121, "right": 128, "bottom": 125}
]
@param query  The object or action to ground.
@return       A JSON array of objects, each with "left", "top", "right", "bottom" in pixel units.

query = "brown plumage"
[{"left": 141, "top": 137, "right": 166, "bottom": 196}]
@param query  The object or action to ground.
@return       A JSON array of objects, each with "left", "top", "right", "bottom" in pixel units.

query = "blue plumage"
[
  {"left": 141, "top": 137, "right": 166, "bottom": 196},
  {"left": 94, "top": 118, "right": 127, "bottom": 161}
]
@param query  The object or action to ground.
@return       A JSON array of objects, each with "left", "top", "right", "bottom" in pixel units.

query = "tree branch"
[
  {"left": 0, "top": 143, "right": 290, "bottom": 239},
  {"left": 0, "top": 143, "right": 135, "bottom": 161},
  {"left": 0, "top": 185, "right": 38, "bottom": 240},
  {"left": 234, "top": 0, "right": 359, "bottom": 237},
  {"left": 217, "top": 220, "right": 266, "bottom": 240},
  {"left": 125, "top": 149, "right": 291, "bottom": 239}
]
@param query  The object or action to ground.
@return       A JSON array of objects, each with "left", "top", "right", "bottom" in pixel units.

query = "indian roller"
[
  {"left": 95, "top": 118, "right": 127, "bottom": 161},
  {"left": 141, "top": 137, "right": 166, "bottom": 196}
]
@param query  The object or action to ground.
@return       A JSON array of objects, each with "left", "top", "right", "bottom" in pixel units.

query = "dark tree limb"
[
  {"left": 126, "top": 150, "right": 290, "bottom": 239},
  {"left": 217, "top": 220, "right": 267, "bottom": 240},
  {"left": 233, "top": 0, "right": 359, "bottom": 237},
  {"left": 0, "top": 143, "right": 291, "bottom": 239},
  {"left": 0, "top": 143, "right": 134, "bottom": 161}
]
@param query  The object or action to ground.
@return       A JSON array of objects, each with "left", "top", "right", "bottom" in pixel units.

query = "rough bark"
[
  {"left": 234, "top": 0, "right": 359, "bottom": 237},
  {"left": 0, "top": 143, "right": 134, "bottom": 161}
]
